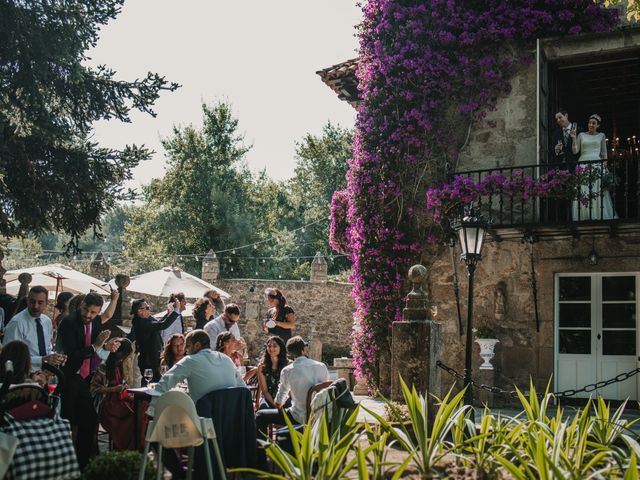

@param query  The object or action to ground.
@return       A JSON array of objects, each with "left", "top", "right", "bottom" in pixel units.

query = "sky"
[{"left": 89, "top": 1, "right": 361, "bottom": 190}]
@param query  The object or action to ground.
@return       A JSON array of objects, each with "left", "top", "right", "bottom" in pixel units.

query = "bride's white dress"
[{"left": 572, "top": 132, "right": 616, "bottom": 221}]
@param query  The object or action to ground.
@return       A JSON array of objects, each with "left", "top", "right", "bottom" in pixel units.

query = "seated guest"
[
  {"left": 90, "top": 339, "right": 136, "bottom": 451},
  {"left": 192, "top": 297, "right": 214, "bottom": 330},
  {"left": 129, "top": 298, "right": 181, "bottom": 382},
  {"left": 155, "top": 329, "right": 244, "bottom": 403},
  {"left": 215, "top": 331, "right": 243, "bottom": 368},
  {"left": 159, "top": 333, "right": 186, "bottom": 374},
  {"left": 255, "top": 336, "right": 328, "bottom": 449},
  {"left": 0, "top": 340, "right": 32, "bottom": 384},
  {"left": 255, "top": 336, "right": 289, "bottom": 410}
]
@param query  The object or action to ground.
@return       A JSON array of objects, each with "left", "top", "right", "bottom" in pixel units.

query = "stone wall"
[
  {"left": 213, "top": 279, "right": 355, "bottom": 365},
  {"left": 426, "top": 235, "right": 640, "bottom": 404}
]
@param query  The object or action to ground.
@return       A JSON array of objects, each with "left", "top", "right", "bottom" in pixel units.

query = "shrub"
[{"left": 83, "top": 451, "right": 157, "bottom": 480}]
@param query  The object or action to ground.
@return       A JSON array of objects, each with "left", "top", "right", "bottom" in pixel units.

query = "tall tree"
[
  {"left": 125, "top": 101, "right": 254, "bottom": 274},
  {"left": 0, "top": 1, "right": 178, "bottom": 249}
]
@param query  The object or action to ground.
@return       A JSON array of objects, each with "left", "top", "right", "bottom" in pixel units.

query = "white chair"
[{"left": 138, "top": 389, "right": 226, "bottom": 480}]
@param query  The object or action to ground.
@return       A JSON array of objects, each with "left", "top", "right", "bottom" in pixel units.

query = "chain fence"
[{"left": 436, "top": 360, "right": 640, "bottom": 399}]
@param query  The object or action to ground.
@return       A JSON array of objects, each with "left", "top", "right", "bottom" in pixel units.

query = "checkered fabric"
[{"left": 0, "top": 414, "right": 80, "bottom": 479}]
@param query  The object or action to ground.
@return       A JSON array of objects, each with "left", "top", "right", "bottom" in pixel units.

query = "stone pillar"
[
  {"left": 391, "top": 264, "right": 441, "bottom": 402},
  {"left": 0, "top": 251, "right": 6, "bottom": 294},
  {"left": 17, "top": 273, "right": 32, "bottom": 301},
  {"left": 310, "top": 252, "right": 328, "bottom": 283},
  {"left": 201, "top": 249, "right": 219, "bottom": 282},
  {"left": 114, "top": 274, "right": 131, "bottom": 326},
  {"left": 333, "top": 357, "right": 355, "bottom": 390},
  {"left": 89, "top": 251, "right": 110, "bottom": 281}
]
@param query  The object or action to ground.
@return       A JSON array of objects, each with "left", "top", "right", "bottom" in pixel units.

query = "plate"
[{"left": 266, "top": 320, "right": 276, "bottom": 329}]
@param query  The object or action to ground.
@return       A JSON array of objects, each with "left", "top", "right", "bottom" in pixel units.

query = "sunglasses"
[{"left": 138, "top": 306, "right": 151, "bottom": 311}]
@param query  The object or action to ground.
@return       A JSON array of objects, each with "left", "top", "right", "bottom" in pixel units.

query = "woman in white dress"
[{"left": 570, "top": 113, "right": 616, "bottom": 220}]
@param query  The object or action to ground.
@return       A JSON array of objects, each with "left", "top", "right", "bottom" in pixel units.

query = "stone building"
[{"left": 318, "top": 14, "right": 640, "bottom": 403}]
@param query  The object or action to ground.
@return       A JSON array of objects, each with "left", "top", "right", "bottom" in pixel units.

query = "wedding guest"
[
  {"left": 160, "top": 333, "right": 186, "bottom": 374},
  {"left": 204, "top": 289, "right": 226, "bottom": 316},
  {"left": 262, "top": 288, "right": 296, "bottom": 342},
  {"left": 193, "top": 297, "right": 215, "bottom": 330},
  {"left": 90, "top": 339, "right": 136, "bottom": 451},
  {"left": 161, "top": 292, "right": 186, "bottom": 345},
  {"left": 255, "top": 336, "right": 289, "bottom": 410},
  {"left": 53, "top": 292, "right": 73, "bottom": 330},
  {"left": 215, "top": 331, "right": 242, "bottom": 368}
]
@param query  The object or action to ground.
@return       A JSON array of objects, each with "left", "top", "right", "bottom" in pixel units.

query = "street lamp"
[{"left": 452, "top": 207, "right": 488, "bottom": 408}]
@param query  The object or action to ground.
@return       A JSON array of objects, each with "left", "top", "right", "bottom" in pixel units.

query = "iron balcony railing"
[{"left": 452, "top": 157, "right": 640, "bottom": 227}]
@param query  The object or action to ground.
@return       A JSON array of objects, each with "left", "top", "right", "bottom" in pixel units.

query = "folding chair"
[{"left": 138, "top": 390, "right": 226, "bottom": 480}]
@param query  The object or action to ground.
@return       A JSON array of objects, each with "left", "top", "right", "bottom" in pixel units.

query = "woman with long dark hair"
[
  {"left": 192, "top": 297, "right": 215, "bottom": 330},
  {"left": 262, "top": 288, "right": 296, "bottom": 342},
  {"left": 90, "top": 339, "right": 136, "bottom": 451},
  {"left": 215, "top": 331, "right": 242, "bottom": 368},
  {"left": 160, "top": 333, "right": 186, "bottom": 374},
  {"left": 255, "top": 335, "right": 288, "bottom": 410}
]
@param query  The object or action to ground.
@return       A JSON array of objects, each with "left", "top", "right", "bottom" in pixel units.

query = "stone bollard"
[
  {"left": 114, "top": 274, "right": 131, "bottom": 326},
  {"left": 391, "top": 264, "right": 441, "bottom": 402},
  {"left": 333, "top": 357, "right": 355, "bottom": 390},
  {"left": 201, "top": 249, "right": 220, "bottom": 282},
  {"left": 89, "top": 251, "right": 110, "bottom": 282},
  {"left": 17, "top": 273, "right": 32, "bottom": 301},
  {"left": 0, "top": 251, "right": 6, "bottom": 294},
  {"left": 310, "top": 252, "right": 328, "bottom": 283}
]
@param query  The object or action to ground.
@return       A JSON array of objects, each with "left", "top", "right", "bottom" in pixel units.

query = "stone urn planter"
[{"left": 475, "top": 338, "right": 499, "bottom": 370}]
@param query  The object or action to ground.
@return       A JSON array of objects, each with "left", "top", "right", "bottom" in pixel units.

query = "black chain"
[{"left": 436, "top": 360, "right": 640, "bottom": 399}]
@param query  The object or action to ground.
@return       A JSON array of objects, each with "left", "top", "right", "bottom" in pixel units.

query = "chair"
[
  {"left": 138, "top": 390, "right": 226, "bottom": 480},
  {"left": 305, "top": 381, "right": 333, "bottom": 422}
]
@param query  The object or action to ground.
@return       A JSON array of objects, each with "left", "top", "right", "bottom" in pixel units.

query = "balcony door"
[{"left": 555, "top": 273, "right": 639, "bottom": 401}]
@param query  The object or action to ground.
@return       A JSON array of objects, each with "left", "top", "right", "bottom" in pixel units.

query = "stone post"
[
  {"left": 310, "top": 252, "right": 328, "bottom": 283},
  {"left": 391, "top": 264, "right": 441, "bottom": 402},
  {"left": 114, "top": 274, "right": 131, "bottom": 326},
  {"left": 17, "top": 273, "right": 32, "bottom": 301},
  {"left": 333, "top": 357, "right": 355, "bottom": 390},
  {"left": 201, "top": 249, "right": 220, "bottom": 282},
  {"left": 89, "top": 251, "right": 110, "bottom": 281},
  {"left": 0, "top": 251, "right": 6, "bottom": 294}
]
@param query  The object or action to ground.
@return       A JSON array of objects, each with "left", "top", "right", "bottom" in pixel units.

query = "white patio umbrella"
[
  {"left": 109, "top": 266, "right": 229, "bottom": 300},
  {"left": 5, "top": 263, "right": 111, "bottom": 298}
]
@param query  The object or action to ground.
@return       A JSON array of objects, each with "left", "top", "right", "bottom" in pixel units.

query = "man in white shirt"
[
  {"left": 2, "top": 286, "right": 66, "bottom": 369},
  {"left": 203, "top": 303, "right": 241, "bottom": 345},
  {"left": 255, "top": 336, "right": 329, "bottom": 436},
  {"left": 155, "top": 329, "right": 244, "bottom": 402}
]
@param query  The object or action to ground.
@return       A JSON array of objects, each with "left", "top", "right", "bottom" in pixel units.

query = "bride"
[{"left": 570, "top": 113, "right": 616, "bottom": 221}]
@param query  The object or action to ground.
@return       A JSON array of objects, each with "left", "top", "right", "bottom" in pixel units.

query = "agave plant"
[
  {"left": 353, "top": 421, "right": 412, "bottom": 480},
  {"left": 363, "top": 376, "right": 470, "bottom": 476}
]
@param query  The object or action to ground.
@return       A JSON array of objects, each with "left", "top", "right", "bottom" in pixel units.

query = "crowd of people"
[{"left": 0, "top": 283, "right": 332, "bottom": 476}]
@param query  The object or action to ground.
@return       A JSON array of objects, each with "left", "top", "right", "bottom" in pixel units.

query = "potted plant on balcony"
[{"left": 473, "top": 323, "right": 499, "bottom": 371}]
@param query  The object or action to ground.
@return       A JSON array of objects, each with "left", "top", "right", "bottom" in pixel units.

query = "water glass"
[{"left": 143, "top": 369, "right": 153, "bottom": 385}]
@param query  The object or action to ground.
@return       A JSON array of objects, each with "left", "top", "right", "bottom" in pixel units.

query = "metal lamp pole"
[{"left": 453, "top": 207, "right": 488, "bottom": 409}]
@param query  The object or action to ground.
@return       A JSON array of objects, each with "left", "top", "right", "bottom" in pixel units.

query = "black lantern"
[{"left": 452, "top": 207, "right": 489, "bottom": 410}]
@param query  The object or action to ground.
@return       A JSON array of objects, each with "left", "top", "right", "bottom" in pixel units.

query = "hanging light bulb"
[
  {"left": 301, "top": 227, "right": 306, "bottom": 233},
  {"left": 262, "top": 259, "right": 266, "bottom": 264},
  {"left": 253, "top": 244, "right": 257, "bottom": 250},
  {"left": 195, "top": 256, "right": 200, "bottom": 262},
  {"left": 232, "top": 249, "right": 236, "bottom": 255},
  {"left": 255, "top": 271, "right": 258, "bottom": 276},
  {"left": 228, "top": 258, "right": 232, "bottom": 263},
  {"left": 230, "top": 267, "right": 234, "bottom": 272}
]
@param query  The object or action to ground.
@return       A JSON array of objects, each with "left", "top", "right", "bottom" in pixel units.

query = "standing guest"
[
  {"left": 2, "top": 286, "right": 66, "bottom": 370},
  {"left": 255, "top": 336, "right": 328, "bottom": 466},
  {"left": 255, "top": 336, "right": 289, "bottom": 410},
  {"left": 56, "top": 292, "right": 120, "bottom": 470},
  {"left": 204, "top": 289, "right": 226, "bottom": 316},
  {"left": 262, "top": 288, "right": 296, "bottom": 342},
  {"left": 193, "top": 297, "right": 215, "bottom": 330},
  {"left": 161, "top": 292, "right": 186, "bottom": 346},
  {"left": 53, "top": 291, "right": 74, "bottom": 330},
  {"left": 155, "top": 329, "right": 244, "bottom": 402},
  {"left": 90, "top": 338, "right": 136, "bottom": 451},
  {"left": 204, "top": 303, "right": 242, "bottom": 346},
  {"left": 215, "top": 331, "right": 243, "bottom": 368},
  {"left": 160, "top": 333, "right": 186, "bottom": 374},
  {"left": 129, "top": 298, "right": 180, "bottom": 382},
  {"left": 0, "top": 305, "right": 5, "bottom": 342}
]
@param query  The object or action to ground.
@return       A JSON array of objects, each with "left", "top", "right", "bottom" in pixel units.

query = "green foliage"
[
  {"left": 0, "top": 0, "right": 178, "bottom": 249},
  {"left": 83, "top": 450, "right": 157, "bottom": 480}
]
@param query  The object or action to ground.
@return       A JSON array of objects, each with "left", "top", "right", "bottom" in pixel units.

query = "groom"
[{"left": 553, "top": 109, "right": 580, "bottom": 172}]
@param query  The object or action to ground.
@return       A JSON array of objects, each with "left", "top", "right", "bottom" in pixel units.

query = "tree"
[
  {"left": 602, "top": 0, "right": 640, "bottom": 21},
  {"left": 0, "top": 1, "right": 178, "bottom": 249},
  {"left": 288, "top": 122, "right": 353, "bottom": 274},
  {"left": 125, "top": 102, "right": 255, "bottom": 274}
]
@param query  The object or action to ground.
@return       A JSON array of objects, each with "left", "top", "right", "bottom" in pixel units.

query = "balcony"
[{"left": 451, "top": 157, "right": 640, "bottom": 240}]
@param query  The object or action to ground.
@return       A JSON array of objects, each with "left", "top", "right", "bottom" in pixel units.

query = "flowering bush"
[
  {"left": 329, "top": 190, "right": 351, "bottom": 254},
  {"left": 426, "top": 166, "right": 599, "bottom": 223},
  {"left": 338, "top": 0, "right": 617, "bottom": 385}
]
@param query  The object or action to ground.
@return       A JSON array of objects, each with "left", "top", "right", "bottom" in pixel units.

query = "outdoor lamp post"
[{"left": 453, "top": 207, "right": 488, "bottom": 408}]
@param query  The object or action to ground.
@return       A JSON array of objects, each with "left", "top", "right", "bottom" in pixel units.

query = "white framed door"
[{"left": 555, "top": 273, "right": 639, "bottom": 401}]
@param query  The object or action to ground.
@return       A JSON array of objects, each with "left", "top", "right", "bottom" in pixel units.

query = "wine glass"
[
  {"left": 430, "top": 305, "right": 439, "bottom": 319},
  {"left": 47, "top": 375, "right": 58, "bottom": 394},
  {"left": 143, "top": 369, "right": 153, "bottom": 385}
]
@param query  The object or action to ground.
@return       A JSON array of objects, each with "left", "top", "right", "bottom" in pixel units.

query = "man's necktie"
[
  {"left": 80, "top": 323, "right": 91, "bottom": 378},
  {"left": 34, "top": 317, "right": 46, "bottom": 357}
]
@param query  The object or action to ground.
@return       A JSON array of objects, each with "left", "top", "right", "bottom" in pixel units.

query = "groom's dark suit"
[{"left": 552, "top": 121, "right": 581, "bottom": 172}]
